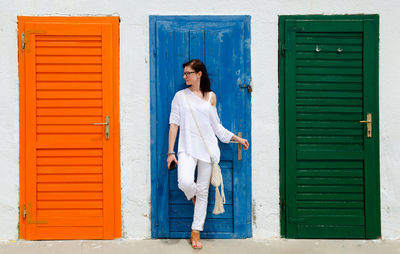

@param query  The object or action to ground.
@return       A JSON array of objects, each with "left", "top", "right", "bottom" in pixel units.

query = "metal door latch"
[
  {"left": 94, "top": 116, "right": 110, "bottom": 140},
  {"left": 360, "top": 113, "right": 372, "bottom": 138},
  {"left": 239, "top": 79, "right": 253, "bottom": 93},
  {"left": 229, "top": 132, "right": 243, "bottom": 160}
]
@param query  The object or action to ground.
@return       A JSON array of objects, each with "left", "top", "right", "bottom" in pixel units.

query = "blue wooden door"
[{"left": 150, "top": 16, "right": 251, "bottom": 239}]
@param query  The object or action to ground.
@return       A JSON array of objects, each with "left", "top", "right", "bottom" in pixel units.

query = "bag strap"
[{"left": 184, "top": 92, "right": 213, "bottom": 162}]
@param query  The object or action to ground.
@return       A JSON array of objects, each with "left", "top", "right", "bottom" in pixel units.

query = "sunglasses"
[{"left": 183, "top": 71, "right": 196, "bottom": 76}]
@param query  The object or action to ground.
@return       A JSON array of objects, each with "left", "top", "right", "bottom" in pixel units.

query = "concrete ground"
[{"left": 1, "top": 239, "right": 400, "bottom": 254}]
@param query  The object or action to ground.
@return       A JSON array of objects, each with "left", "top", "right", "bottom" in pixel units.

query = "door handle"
[
  {"left": 229, "top": 132, "right": 243, "bottom": 160},
  {"left": 93, "top": 116, "right": 110, "bottom": 140},
  {"left": 359, "top": 113, "right": 372, "bottom": 138}
]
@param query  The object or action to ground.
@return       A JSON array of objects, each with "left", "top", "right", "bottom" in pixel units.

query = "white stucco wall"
[{"left": 0, "top": 0, "right": 399, "bottom": 240}]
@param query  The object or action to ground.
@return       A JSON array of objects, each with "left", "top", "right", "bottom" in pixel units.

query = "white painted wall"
[{"left": 0, "top": 0, "right": 399, "bottom": 240}]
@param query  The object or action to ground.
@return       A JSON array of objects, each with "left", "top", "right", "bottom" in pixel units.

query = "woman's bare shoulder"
[{"left": 209, "top": 91, "right": 217, "bottom": 106}]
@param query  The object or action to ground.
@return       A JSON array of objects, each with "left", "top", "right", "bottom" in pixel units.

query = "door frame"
[
  {"left": 18, "top": 16, "right": 121, "bottom": 239},
  {"left": 278, "top": 14, "right": 380, "bottom": 239},
  {"left": 149, "top": 15, "right": 252, "bottom": 238}
]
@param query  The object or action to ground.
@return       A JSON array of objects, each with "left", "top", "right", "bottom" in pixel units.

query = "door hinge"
[
  {"left": 280, "top": 42, "right": 286, "bottom": 56},
  {"left": 21, "top": 32, "right": 25, "bottom": 51},
  {"left": 23, "top": 203, "right": 48, "bottom": 224},
  {"left": 23, "top": 30, "right": 47, "bottom": 52},
  {"left": 22, "top": 204, "right": 26, "bottom": 220}
]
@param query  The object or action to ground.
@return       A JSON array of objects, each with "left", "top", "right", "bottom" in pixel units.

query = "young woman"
[{"left": 167, "top": 59, "right": 249, "bottom": 249}]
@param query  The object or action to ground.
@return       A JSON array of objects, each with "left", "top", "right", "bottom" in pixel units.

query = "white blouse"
[{"left": 169, "top": 88, "right": 234, "bottom": 163}]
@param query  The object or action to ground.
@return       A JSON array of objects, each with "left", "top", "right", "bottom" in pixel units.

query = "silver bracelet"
[{"left": 167, "top": 151, "right": 175, "bottom": 156}]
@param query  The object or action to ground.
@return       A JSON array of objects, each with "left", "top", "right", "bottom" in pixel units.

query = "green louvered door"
[{"left": 281, "top": 16, "right": 380, "bottom": 239}]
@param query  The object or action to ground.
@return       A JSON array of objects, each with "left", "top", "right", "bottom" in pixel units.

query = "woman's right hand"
[{"left": 167, "top": 154, "right": 178, "bottom": 169}]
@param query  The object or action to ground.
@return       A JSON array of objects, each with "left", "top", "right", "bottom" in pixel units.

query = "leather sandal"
[{"left": 190, "top": 230, "right": 202, "bottom": 249}]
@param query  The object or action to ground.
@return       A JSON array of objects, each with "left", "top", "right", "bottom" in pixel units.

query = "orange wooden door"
[{"left": 18, "top": 17, "right": 120, "bottom": 240}]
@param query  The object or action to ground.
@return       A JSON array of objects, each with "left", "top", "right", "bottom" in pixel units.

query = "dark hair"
[{"left": 182, "top": 59, "right": 211, "bottom": 97}]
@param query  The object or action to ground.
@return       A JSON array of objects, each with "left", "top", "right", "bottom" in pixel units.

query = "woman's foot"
[
  {"left": 192, "top": 196, "right": 196, "bottom": 205},
  {"left": 190, "top": 230, "right": 202, "bottom": 249}
]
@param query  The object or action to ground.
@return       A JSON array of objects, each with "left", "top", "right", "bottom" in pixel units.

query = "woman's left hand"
[{"left": 235, "top": 136, "right": 249, "bottom": 150}]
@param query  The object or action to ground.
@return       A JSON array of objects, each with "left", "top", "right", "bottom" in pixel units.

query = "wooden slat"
[
  {"left": 37, "top": 82, "right": 102, "bottom": 90},
  {"left": 33, "top": 23, "right": 102, "bottom": 35},
  {"left": 37, "top": 183, "right": 103, "bottom": 192},
  {"left": 296, "top": 177, "right": 363, "bottom": 185},
  {"left": 296, "top": 67, "right": 362, "bottom": 75},
  {"left": 296, "top": 201, "right": 364, "bottom": 209},
  {"left": 36, "top": 47, "right": 102, "bottom": 56},
  {"left": 37, "top": 116, "right": 102, "bottom": 125},
  {"left": 296, "top": 136, "right": 364, "bottom": 143},
  {"left": 35, "top": 226, "right": 104, "bottom": 240},
  {"left": 296, "top": 52, "right": 362, "bottom": 60},
  {"left": 36, "top": 35, "right": 101, "bottom": 41},
  {"left": 297, "top": 150, "right": 364, "bottom": 159},
  {"left": 296, "top": 45, "right": 362, "bottom": 52},
  {"left": 296, "top": 37, "right": 362, "bottom": 45},
  {"left": 37, "top": 108, "right": 102, "bottom": 116},
  {"left": 296, "top": 136, "right": 363, "bottom": 144},
  {"left": 296, "top": 98, "right": 362, "bottom": 106},
  {"left": 297, "top": 169, "right": 364, "bottom": 178},
  {"left": 37, "top": 201, "right": 103, "bottom": 209},
  {"left": 296, "top": 75, "right": 362, "bottom": 83},
  {"left": 36, "top": 73, "right": 102, "bottom": 82},
  {"left": 37, "top": 166, "right": 102, "bottom": 174},
  {"left": 36, "top": 137, "right": 103, "bottom": 148},
  {"left": 297, "top": 161, "right": 363, "bottom": 169},
  {"left": 297, "top": 208, "right": 364, "bottom": 216},
  {"left": 37, "top": 99, "right": 102, "bottom": 108},
  {"left": 36, "top": 56, "right": 102, "bottom": 64},
  {"left": 37, "top": 174, "right": 103, "bottom": 183},
  {"left": 35, "top": 217, "right": 103, "bottom": 227},
  {"left": 37, "top": 209, "right": 103, "bottom": 217},
  {"left": 297, "top": 32, "right": 362, "bottom": 37},
  {"left": 296, "top": 60, "right": 362, "bottom": 67},
  {"left": 37, "top": 125, "right": 104, "bottom": 134},
  {"left": 296, "top": 83, "right": 362, "bottom": 91},
  {"left": 296, "top": 91, "right": 362, "bottom": 98},
  {"left": 37, "top": 149, "right": 102, "bottom": 157},
  {"left": 38, "top": 192, "right": 103, "bottom": 200},
  {"left": 296, "top": 193, "right": 364, "bottom": 201},
  {"left": 37, "top": 91, "right": 102, "bottom": 99},
  {"left": 297, "top": 113, "right": 362, "bottom": 121},
  {"left": 37, "top": 157, "right": 102, "bottom": 166},
  {"left": 296, "top": 106, "right": 362, "bottom": 113},
  {"left": 296, "top": 121, "right": 360, "bottom": 128},
  {"left": 297, "top": 185, "right": 363, "bottom": 193},
  {"left": 36, "top": 41, "right": 102, "bottom": 47},
  {"left": 37, "top": 64, "right": 102, "bottom": 73},
  {"left": 297, "top": 144, "right": 363, "bottom": 151},
  {"left": 296, "top": 128, "right": 362, "bottom": 135}
]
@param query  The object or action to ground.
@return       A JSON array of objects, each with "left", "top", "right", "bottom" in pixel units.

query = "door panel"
[
  {"left": 19, "top": 17, "right": 120, "bottom": 240},
  {"left": 280, "top": 16, "right": 380, "bottom": 239},
  {"left": 150, "top": 16, "right": 251, "bottom": 239}
]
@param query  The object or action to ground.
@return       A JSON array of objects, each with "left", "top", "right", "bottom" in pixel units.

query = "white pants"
[{"left": 177, "top": 152, "right": 212, "bottom": 231}]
